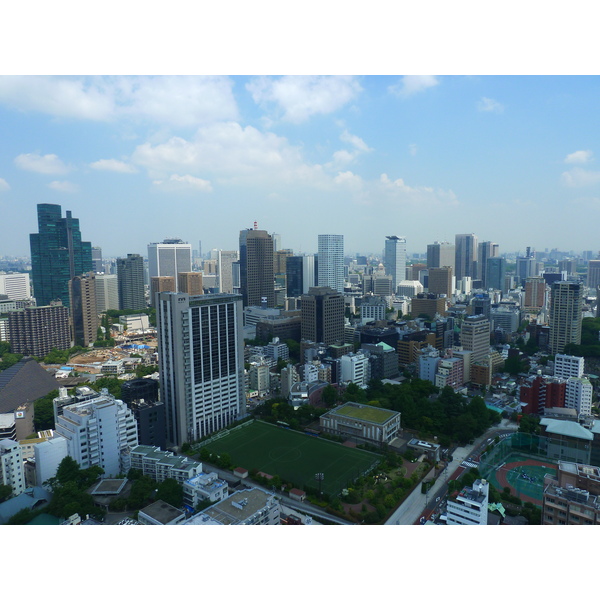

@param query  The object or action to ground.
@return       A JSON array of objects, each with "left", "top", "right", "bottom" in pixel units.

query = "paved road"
[{"left": 386, "top": 420, "right": 518, "bottom": 525}]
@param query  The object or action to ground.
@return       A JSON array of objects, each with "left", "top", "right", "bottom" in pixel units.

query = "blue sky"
[{"left": 2, "top": 75, "right": 600, "bottom": 259}]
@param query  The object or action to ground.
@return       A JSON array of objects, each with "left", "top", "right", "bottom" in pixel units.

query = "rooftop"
[
  {"left": 140, "top": 500, "right": 185, "bottom": 525},
  {"left": 328, "top": 402, "right": 399, "bottom": 425},
  {"left": 540, "top": 418, "right": 594, "bottom": 441},
  {"left": 187, "top": 488, "right": 276, "bottom": 525}
]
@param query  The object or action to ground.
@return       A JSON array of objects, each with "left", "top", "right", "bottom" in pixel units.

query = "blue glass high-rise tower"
[{"left": 30, "top": 204, "right": 93, "bottom": 307}]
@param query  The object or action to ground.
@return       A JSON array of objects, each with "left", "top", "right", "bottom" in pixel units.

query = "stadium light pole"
[{"left": 315, "top": 472, "right": 324, "bottom": 496}]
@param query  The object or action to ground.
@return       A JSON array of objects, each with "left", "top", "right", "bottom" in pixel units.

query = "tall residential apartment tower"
[
  {"left": 30, "top": 204, "right": 93, "bottom": 307},
  {"left": 157, "top": 292, "right": 245, "bottom": 446},
  {"left": 317, "top": 234, "right": 344, "bottom": 293},
  {"left": 384, "top": 235, "right": 407, "bottom": 294},
  {"left": 549, "top": 281, "right": 583, "bottom": 354}
]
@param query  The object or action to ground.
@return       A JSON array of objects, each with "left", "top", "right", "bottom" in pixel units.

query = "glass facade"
[{"left": 30, "top": 204, "right": 92, "bottom": 307}]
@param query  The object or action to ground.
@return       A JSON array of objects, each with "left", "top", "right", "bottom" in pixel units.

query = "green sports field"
[{"left": 202, "top": 420, "right": 380, "bottom": 496}]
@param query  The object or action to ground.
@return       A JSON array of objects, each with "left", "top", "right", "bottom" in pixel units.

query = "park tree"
[
  {"left": 156, "top": 478, "right": 184, "bottom": 508},
  {"left": 0, "top": 484, "right": 13, "bottom": 502},
  {"left": 321, "top": 384, "right": 338, "bottom": 407}
]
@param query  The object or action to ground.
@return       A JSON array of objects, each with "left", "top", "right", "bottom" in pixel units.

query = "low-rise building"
[
  {"left": 446, "top": 479, "right": 489, "bottom": 525},
  {"left": 183, "top": 472, "right": 229, "bottom": 509},
  {"left": 138, "top": 500, "right": 187, "bottom": 525},
  {"left": 320, "top": 402, "right": 401, "bottom": 447},
  {"left": 183, "top": 487, "right": 280, "bottom": 525},
  {"left": 130, "top": 445, "right": 202, "bottom": 484},
  {"left": 542, "top": 461, "right": 600, "bottom": 525}
]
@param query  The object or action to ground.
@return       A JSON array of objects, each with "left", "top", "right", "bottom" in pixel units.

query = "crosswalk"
[{"left": 461, "top": 460, "right": 479, "bottom": 469}]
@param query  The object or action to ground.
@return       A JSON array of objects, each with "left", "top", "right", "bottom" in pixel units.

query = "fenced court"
[
  {"left": 201, "top": 420, "right": 380, "bottom": 496},
  {"left": 479, "top": 434, "right": 557, "bottom": 505}
]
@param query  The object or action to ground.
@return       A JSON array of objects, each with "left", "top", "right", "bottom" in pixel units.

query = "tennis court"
[{"left": 202, "top": 420, "right": 380, "bottom": 496}]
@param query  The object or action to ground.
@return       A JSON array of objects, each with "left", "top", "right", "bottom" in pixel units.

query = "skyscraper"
[
  {"left": 461, "top": 315, "right": 490, "bottom": 362},
  {"left": 147, "top": 239, "right": 193, "bottom": 291},
  {"left": 516, "top": 247, "right": 537, "bottom": 284},
  {"left": 286, "top": 256, "right": 303, "bottom": 297},
  {"left": 95, "top": 274, "right": 119, "bottom": 313},
  {"left": 69, "top": 272, "right": 98, "bottom": 347},
  {"left": 428, "top": 267, "right": 453, "bottom": 297},
  {"left": 300, "top": 286, "right": 345, "bottom": 346},
  {"left": 317, "top": 234, "right": 344, "bottom": 293},
  {"left": 477, "top": 241, "right": 499, "bottom": 287},
  {"left": 150, "top": 276, "right": 176, "bottom": 308},
  {"left": 486, "top": 256, "right": 507, "bottom": 293},
  {"left": 117, "top": 254, "right": 146, "bottom": 310},
  {"left": 549, "top": 281, "right": 583, "bottom": 354},
  {"left": 384, "top": 235, "right": 407, "bottom": 293},
  {"left": 30, "top": 204, "right": 93, "bottom": 307},
  {"left": 92, "top": 247, "right": 103, "bottom": 273},
  {"left": 157, "top": 292, "right": 245, "bottom": 446},
  {"left": 239, "top": 229, "right": 275, "bottom": 308},
  {"left": 427, "top": 241, "right": 455, "bottom": 271},
  {"left": 217, "top": 250, "right": 239, "bottom": 294},
  {"left": 587, "top": 259, "right": 600, "bottom": 290},
  {"left": 455, "top": 233, "right": 478, "bottom": 281},
  {"left": 178, "top": 272, "right": 203, "bottom": 296}
]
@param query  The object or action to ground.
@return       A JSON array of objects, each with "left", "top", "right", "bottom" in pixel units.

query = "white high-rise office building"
[
  {"left": 554, "top": 354, "right": 584, "bottom": 380},
  {"left": 461, "top": 315, "right": 490, "bottom": 362},
  {"left": 157, "top": 292, "right": 246, "bottom": 446},
  {"left": 318, "top": 234, "right": 344, "bottom": 293},
  {"left": 384, "top": 235, "right": 407, "bottom": 293},
  {"left": 95, "top": 274, "right": 119, "bottom": 313},
  {"left": 54, "top": 391, "right": 139, "bottom": 478},
  {"left": 302, "top": 255, "right": 316, "bottom": 294},
  {"left": 566, "top": 377, "right": 593, "bottom": 416},
  {"left": 217, "top": 250, "right": 239, "bottom": 294},
  {"left": 0, "top": 273, "right": 31, "bottom": 300},
  {"left": 148, "top": 239, "right": 193, "bottom": 292}
]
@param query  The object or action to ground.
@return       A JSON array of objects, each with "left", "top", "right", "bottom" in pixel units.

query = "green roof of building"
[
  {"left": 331, "top": 402, "right": 399, "bottom": 424},
  {"left": 540, "top": 418, "right": 594, "bottom": 440}
]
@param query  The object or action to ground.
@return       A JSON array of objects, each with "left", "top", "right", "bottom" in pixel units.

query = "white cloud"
[
  {"left": 90, "top": 159, "right": 137, "bottom": 173},
  {"left": 246, "top": 76, "right": 361, "bottom": 123},
  {"left": 477, "top": 97, "right": 504, "bottom": 113},
  {"left": 565, "top": 150, "right": 593, "bottom": 164},
  {"left": 378, "top": 173, "right": 458, "bottom": 206},
  {"left": 561, "top": 167, "right": 600, "bottom": 187},
  {"left": 0, "top": 76, "right": 238, "bottom": 127},
  {"left": 14, "top": 152, "right": 70, "bottom": 175},
  {"left": 388, "top": 76, "right": 439, "bottom": 98},
  {"left": 131, "top": 121, "right": 328, "bottom": 187},
  {"left": 152, "top": 174, "right": 213, "bottom": 192},
  {"left": 0, "top": 178, "right": 9, "bottom": 192},
  {"left": 47, "top": 180, "right": 79, "bottom": 193},
  {"left": 339, "top": 130, "right": 371, "bottom": 153},
  {"left": 333, "top": 171, "right": 364, "bottom": 188}
]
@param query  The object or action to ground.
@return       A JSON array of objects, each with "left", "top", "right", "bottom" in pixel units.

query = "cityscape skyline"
[{"left": 2, "top": 76, "right": 600, "bottom": 259}]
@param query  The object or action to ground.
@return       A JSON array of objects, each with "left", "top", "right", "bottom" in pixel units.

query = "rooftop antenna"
[{"left": 254, "top": 221, "right": 258, "bottom": 230}]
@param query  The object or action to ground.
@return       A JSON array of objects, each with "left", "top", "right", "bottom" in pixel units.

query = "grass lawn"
[{"left": 203, "top": 420, "right": 381, "bottom": 496}]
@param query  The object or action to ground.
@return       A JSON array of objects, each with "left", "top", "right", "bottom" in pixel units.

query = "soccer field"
[{"left": 202, "top": 420, "right": 380, "bottom": 496}]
